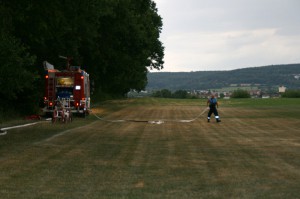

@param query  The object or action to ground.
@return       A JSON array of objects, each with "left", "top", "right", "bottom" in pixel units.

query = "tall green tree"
[
  {"left": 5, "top": 0, "right": 164, "bottom": 98},
  {"left": 0, "top": 2, "right": 37, "bottom": 115},
  {"left": 96, "top": 0, "right": 164, "bottom": 96}
]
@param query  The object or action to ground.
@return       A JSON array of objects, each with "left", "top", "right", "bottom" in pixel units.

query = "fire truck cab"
[{"left": 42, "top": 61, "right": 90, "bottom": 117}]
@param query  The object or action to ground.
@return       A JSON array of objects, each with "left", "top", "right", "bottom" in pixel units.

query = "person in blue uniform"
[{"left": 207, "top": 94, "right": 221, "bottom": 123}]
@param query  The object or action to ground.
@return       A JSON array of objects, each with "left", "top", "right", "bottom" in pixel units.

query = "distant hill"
[{"left": 146, "top": 64, "right": 300, "bottom": 91}]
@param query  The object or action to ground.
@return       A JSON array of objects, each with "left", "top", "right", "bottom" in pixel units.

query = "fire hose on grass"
[
  {"left": 93, "top": 107, "right": 209, "bottom": 124},
  {"left": 0, "top": 107, "right": 214, "bottom": 136},
  {"left": 0, "top": 122, "right": 40, "bottom": 136}
]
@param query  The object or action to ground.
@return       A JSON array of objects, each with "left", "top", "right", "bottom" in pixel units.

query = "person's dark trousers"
[{"left": 207, "top": 105, "right": 220, "bottom": 122}]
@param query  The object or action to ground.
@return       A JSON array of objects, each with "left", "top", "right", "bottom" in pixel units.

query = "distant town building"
[
  {"left": 249, "top": 90, "right": 261, "bottom": 97},
  {"left": 279, "top": 86, "right": 286, "bottom": 93},
  {"left": 262, "top": 95, "right": 270, "bottom": 99},
  {"left": 240, "top": 84, "right": 251, "bottom": 87}
]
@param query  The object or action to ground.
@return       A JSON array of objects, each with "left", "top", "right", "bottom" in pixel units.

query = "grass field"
[{"left": 0, "top": 98, "right": 300, "bottom": 198}]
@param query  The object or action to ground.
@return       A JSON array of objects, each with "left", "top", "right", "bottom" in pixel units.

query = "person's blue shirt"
[{"left": 209, "top": 98, "right": 217, "bottom": 105}]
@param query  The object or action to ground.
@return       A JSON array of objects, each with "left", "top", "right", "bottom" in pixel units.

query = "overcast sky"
[{"left": 153, "top": 0, "right": 300, "bottom": 72}]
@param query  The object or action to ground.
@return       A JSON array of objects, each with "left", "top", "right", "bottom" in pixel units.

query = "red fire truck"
[{"left": 42, "top": 59, "right": 90, "bottom": 117}]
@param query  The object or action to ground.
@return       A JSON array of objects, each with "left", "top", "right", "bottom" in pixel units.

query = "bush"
[
  {"left": 152, "top": 89, "right": 195, "bottom": 99},
  {"left": 172, "top": 90, "right": 188, "bottom": 99},
  {"left": 231, "top": 89, "right": 251, "bottom": 98},
  {"left": 281, "top": 90, "right": 300, "bottom": 98},
  {"left": 152, "top": 89, "right": 172, "bottom": 98}
]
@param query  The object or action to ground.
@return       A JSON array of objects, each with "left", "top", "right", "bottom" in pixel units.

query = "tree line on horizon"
[
  {"left": 147, "top": 64, "right": 300, "bottom": 91},
  {"left": 0, "top": 0, "right": 164, "bottom": 117},
  {"left": 151, "top": 88, "right": 252, "bottom": 99},
  {"left": 151, "top": 88, "right": 300, "bottom": 99}
]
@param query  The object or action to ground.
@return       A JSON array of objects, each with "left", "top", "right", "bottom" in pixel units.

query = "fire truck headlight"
[{"left": 75, "top": 85, "right": 81, "bottom": 90}]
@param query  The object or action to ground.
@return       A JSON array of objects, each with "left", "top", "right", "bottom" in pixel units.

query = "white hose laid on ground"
[
  {"left": 175, "top": 107, "right": 209, "bottom": 123},
  {"left": 0, "top": 120, "right": 51, "bottom": 136},
  {"left": 0, "top": 107, "right": 209, "bottom": 136},
  {"left": 0, "top": 130, "right": 7, "bottom": 135},
  {"left": 93, "top": 107, "right": 209, "bottom": 124}
]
